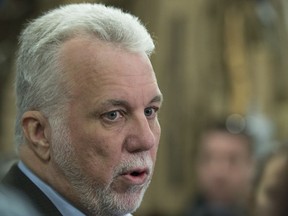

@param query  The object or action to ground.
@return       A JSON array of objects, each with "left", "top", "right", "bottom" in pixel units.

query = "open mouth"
[
  {"left": 120, "top": 168, "right": 149, "bottom": 185},
  {"left": 130, "top": 170, "right": 146, "bottom": 176},
  {"left": 123, "top": 168, "right": 148, "bottom": 177}
]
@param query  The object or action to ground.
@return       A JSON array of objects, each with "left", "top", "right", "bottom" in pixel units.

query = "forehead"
[
  {"left": 57, "top": 36, "right": 161, "bottom": 105},
  {"left": 59, "top": 37, "right": 151, "bottom": 74}
]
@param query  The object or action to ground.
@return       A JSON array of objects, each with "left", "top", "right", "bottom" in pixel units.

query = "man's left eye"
[
  {"left": 144, "top": 107, "right": 158, "bottom": 118},
  {"left": 102, "top": 110, "right": 123, "bottom": 121}
]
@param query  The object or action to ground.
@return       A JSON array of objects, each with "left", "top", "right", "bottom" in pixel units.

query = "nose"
[{"left": 125, "top": 115, "right": 159, "bottom": 153}]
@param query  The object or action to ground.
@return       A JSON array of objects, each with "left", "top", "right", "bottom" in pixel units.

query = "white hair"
[{"left": 15, "top": 3, "right": 155, "bottom": 147}]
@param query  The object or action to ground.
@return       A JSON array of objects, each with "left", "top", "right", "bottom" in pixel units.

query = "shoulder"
[
  {"left": 0, "top": 185, "right": 41, "bottom": 215},
  {"left": 1, "top": 164, "right": 62, "bottom": 216}
]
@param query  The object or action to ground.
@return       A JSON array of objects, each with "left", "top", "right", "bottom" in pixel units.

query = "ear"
[{"left": 22, "top": 111, "right": 51, "bottom": 161}]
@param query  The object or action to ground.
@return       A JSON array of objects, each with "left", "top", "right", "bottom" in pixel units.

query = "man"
[
  {"left": 185, "top": 121, "right": 254, "bottom": 216},
  {"left": 1, "top": 3, "right": 162, "bottom": 216}
]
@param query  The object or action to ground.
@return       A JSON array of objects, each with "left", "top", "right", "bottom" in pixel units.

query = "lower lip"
[{"left": 120, "top": 172, "right": 148, "bottom": 185}]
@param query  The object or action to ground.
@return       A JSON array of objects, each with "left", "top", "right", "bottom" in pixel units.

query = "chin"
[
  {"left": 78, "top": 180, "right": 148, "bottom": 216},
  {"left": 113, "top": 184, "right": 148, "bottom": 214}
]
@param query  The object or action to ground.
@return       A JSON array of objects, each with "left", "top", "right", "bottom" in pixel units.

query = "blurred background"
[{"left": 1, "top": 0, "right": 288, "bottom": 215}]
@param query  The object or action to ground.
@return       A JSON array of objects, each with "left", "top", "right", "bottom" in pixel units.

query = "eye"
[
  {"left": 144, "top": 107, "right": 158, "bottom": 118},
  {"left": 102, "top": 110, "right": 123, "bottom": 121}
]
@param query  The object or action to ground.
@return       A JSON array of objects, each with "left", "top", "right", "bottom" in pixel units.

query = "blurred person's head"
[{"left": 196, "top": 120, "right": 254, "bottom": 206}]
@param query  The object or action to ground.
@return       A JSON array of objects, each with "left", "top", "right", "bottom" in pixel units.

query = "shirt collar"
[{"left": 18, "top": 161, "right": 85, "bottom": 216}]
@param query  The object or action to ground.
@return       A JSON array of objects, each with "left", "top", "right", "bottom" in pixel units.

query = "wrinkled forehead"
[
  {"left": 57, "top": 36, "right": 160, "bottom": 102},
  {"left": 58, "top": 36, "right": 155, "bottom": 77}
]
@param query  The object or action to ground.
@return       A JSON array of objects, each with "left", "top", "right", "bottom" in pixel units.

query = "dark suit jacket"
[{"left": 1, "top": 164, "right": 62, "bottom": 216}]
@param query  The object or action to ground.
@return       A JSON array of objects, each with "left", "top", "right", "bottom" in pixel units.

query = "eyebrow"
[
  {"left": 102, "top": 99, "right": 130, "bottom": 107},
  {"left": 101, "top": 94, "right": 163, "bottom": 108},
  {"left": 150, "top": 94, "right": 163, "bottom": 104}
]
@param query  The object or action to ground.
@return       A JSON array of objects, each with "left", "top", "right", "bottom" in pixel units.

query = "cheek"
[
  {"left": 153, "top": 119, "right": 161, "bottom": 142},
  {"left": 71, "top": 120, "right": 121, "bottom": 156},
  {"left": 70, "top": 131, "right": 123, "bottom": 178},
  {"left": 151, "top": 123, "right": 161, "bottom": 159},
  {"left": 150, "top": 145, "right": 159, "bottom": 163},
  {"left": 155, "top": 119, "right": 161, "bottom": 136}
]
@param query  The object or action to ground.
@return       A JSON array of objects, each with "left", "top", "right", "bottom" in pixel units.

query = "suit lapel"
[{"left": 1, "top": 164, "right": 63, "bottom": 216}]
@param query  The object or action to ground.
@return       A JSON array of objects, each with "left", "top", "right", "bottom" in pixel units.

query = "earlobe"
[{"left": 22, "top": 111, "right": 51, "bottom": 161}]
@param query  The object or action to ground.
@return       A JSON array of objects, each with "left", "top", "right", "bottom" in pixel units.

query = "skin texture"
[
  {"left": 20, "top": 37, "right": 162, "bottom": 216},
  {"left": 197, "top": 131, "right": 253, "bottom": 205}
]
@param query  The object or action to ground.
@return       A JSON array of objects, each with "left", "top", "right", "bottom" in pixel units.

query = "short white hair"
[{"left": 15, "top": 3, "right": 155, "bottom": 147}]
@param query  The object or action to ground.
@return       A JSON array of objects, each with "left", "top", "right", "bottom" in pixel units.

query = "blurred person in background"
[
  {"left": 253, "top": 145, "right": 288, "bottom": 216},
  {"left": 184, "top": 119, "right": 254, "bottom": 216},
  {"left": 0, "top": 3, "right": 162, "bottom": 216}
]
